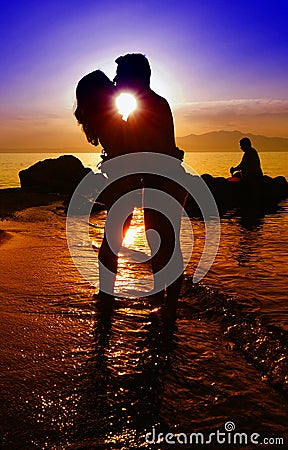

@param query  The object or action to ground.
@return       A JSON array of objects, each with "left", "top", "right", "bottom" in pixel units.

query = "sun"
[{"left": 116, "top": 93, "right": 137, "bottom": 121}]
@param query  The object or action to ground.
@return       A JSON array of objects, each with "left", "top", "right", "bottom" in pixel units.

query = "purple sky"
[{"left": 1, "top": 0, "right": 288, "bottom": 150}]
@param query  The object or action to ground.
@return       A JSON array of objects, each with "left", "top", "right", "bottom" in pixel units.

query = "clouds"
[
  {"left": 172, "top": 99, "right": 288, "bottom": 137},
  {"left": 174, "top": 98, "right": 288, "bottom": 117},
  {"left": 1, "top": 98, "right": 288, "bottom": 151},
  {"left": 1, "top": 1, "right": 288, "bottom": 149}
]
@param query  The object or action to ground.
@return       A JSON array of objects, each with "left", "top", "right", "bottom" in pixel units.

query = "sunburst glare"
[{"left": 116, "top": 93, "right": 137, "bottom": 121}]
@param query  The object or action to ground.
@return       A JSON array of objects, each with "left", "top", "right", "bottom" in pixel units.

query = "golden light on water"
[
  {"left": 122, "top": 208, "right": 147, "bottom": 249},
  {"left": 116, "top": 93, "right": 137, "bottom": 121},
  {"left": 122, "top": 226, "right": 139, "bottom": 247},
  {"left": 117, "top": 208, "right": 153, "bottom": 295}
]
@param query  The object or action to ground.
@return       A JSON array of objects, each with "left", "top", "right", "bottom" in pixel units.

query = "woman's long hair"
[{"left": 74, "top": 70, "right": 115, "bottom": 146}]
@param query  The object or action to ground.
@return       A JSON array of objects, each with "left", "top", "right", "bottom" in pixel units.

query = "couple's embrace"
[{"left": 75, "top": 53, "right": 187, "bottom": 315}]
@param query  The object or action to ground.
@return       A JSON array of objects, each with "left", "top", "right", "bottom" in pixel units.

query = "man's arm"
[{"left": 230, "top": 154, "right": 245, "bottom": 174}]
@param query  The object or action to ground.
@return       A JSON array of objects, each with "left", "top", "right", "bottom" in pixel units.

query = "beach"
[
  {"left": 0, "top": 188, "right": 68, "bottom": 219},
  {"left": 0, "top": 187, "right": 287, "bottom": 448},
  {"left": 2, "top": 0, "right": 288, "bottom": 445}
]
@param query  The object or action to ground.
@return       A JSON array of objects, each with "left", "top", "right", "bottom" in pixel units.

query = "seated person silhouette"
[{"left": 230, "top": 137, "right": 263, "bottom": 183}]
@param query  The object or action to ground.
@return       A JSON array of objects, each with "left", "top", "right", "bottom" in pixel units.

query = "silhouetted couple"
[{"left": 75, "top": 53, "right": 187, "bottom": 315}]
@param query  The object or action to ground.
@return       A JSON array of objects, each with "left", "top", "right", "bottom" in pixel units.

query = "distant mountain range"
[{"left": 176, "top": 130, "right": 288, "bottom": 152}]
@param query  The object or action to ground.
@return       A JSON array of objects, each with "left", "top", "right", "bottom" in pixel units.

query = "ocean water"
[
  {"left": 0, "top": 151, "right": 287, "bottom": 188},
  {"left": 0, "top": 151, "right": 287, "bottom": 448}
]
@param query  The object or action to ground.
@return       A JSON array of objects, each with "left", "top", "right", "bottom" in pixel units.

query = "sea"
[
  {"left": 0, "top": 151, "right": 287, "bottom": 448},
  {"left": 0, "top": 151, "right": 287, "bottom": 189}
]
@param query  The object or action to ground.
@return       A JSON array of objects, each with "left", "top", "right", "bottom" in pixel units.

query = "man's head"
[
  {"left": 239, "top": 137, "right": 252, "bottom": 152},
  {"left": 114, "top": 53, "right": 151, "bottom": 91}
]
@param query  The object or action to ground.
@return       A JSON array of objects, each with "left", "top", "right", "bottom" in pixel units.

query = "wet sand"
[
  {"left": 0, "top": 193, "right": 287, "bottom": 448},
  {"left": 0, "top": 230, "right": 12, "bottom": 245},
  {"left": 0, "top": 188, "right": 68, "bottom": 219}
]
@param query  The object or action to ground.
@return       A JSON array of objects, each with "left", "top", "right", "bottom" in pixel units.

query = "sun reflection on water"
[
  {"left": 117, "top": 208, "right": 153, "bottom": 295},
  {"left": 122, "top": 208, "right": 150, "bottom": 253}
]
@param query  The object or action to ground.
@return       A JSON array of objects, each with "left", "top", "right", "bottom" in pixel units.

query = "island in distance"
[{"left": 176, "top": 130, "right": 288, "bottom": 152}]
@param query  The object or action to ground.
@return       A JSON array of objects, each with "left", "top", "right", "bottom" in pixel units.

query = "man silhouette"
[{"left": 111, "top": 53, "right": 187, "bottom": 311}]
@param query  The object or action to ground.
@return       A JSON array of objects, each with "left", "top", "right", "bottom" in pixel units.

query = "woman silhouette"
[
  {"left": 75, "top": 69, "right": 137, "bottom": 301},
  {"left": 75, "top": 70, "right": 125, "bottom": 159}
]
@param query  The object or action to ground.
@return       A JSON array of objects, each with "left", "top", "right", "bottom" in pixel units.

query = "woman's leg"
[{"left": 98, "top": 177, "right": 137, "bottom": 297}]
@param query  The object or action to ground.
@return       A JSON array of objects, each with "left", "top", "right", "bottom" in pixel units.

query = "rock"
[
  {"left": 185, "top": 173, "right": 288, "bottom": 216},
  {"left": 19, "top": 156, "right": 288, "bottom": 215},
  {"left": 271, "top": 176, "right": 288, "bottom": 200},
  {"left": 19, "top": 155, "right": 92, "bottom": 194}
]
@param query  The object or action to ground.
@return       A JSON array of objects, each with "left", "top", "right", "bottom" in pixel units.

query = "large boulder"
[{"left": 19, "top": 155, "right": 92, "bottom": 194}]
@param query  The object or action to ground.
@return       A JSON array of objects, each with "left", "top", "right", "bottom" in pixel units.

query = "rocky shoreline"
[{"left": 1, "top": 155, "right": 287, "bottom": 220}]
